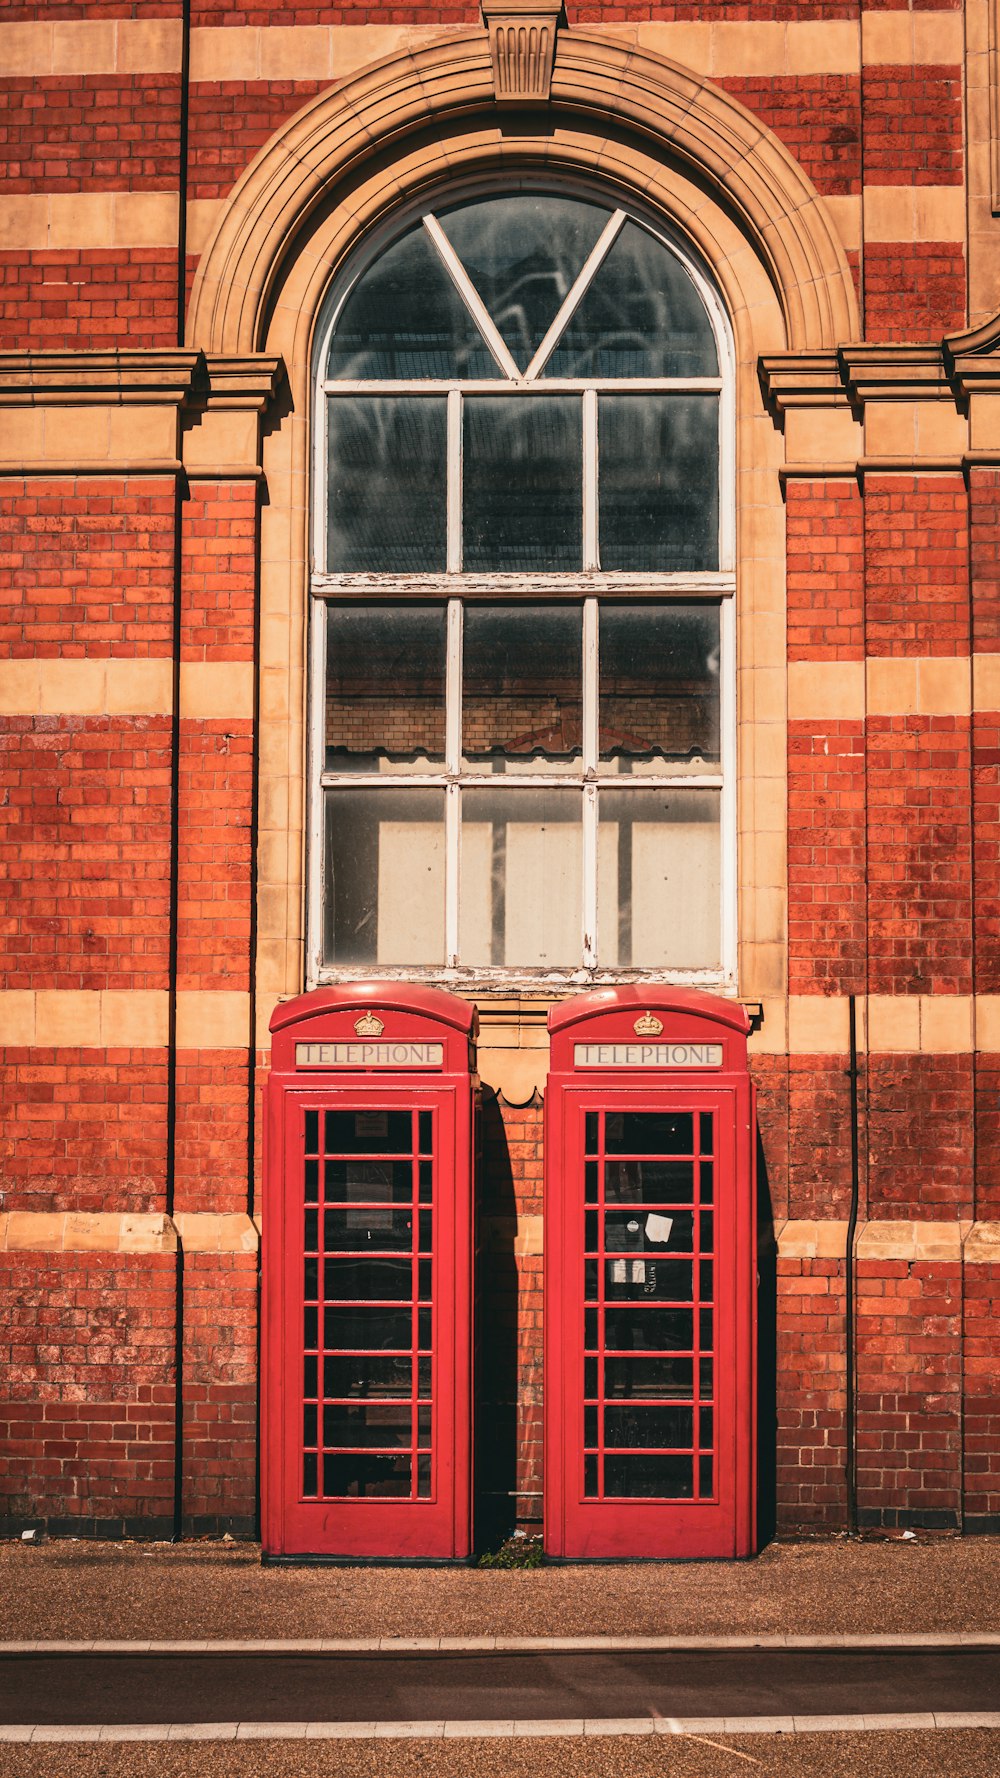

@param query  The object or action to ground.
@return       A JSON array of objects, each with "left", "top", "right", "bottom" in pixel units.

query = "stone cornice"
[
  {"left": 0, "top": 349, "right": 285, "bottom": 413},
  {"left": 761, "top": 318, "right": 1000, "bottom": 414},
  {"left": 201, "top": 354, "right": 285, "bottom": 412},
  {"left": 837, "top": 343, "right": 951, "bottom": 405},
  {"left": 0, "top": 350, "right": 203, "bottom": 407}
]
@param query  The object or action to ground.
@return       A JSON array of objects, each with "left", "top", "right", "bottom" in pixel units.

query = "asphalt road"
[{"left": 1, "top": 1646, "right": 998, "bottom": 1727}]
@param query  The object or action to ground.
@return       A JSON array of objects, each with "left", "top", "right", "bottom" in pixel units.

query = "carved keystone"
[{"left": 482, "top": 0, "right": 562, "bottom": 106}]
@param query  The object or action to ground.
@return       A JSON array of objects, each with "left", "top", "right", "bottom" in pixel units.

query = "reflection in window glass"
[
  {"left": 463, "top": 605, "right": 582, "bottom": 765},
  {"left": 599, "top": 604, "right": 720, "bottom": 765},
  {"left": 438, "top": 194, "right": 608, "bottom": 371},
  {"left": 327, "top": 397, "right": 447, "bottom": 572},
  {"left": 464, "top": 397, "right": 582, "bottom": 571},
  {"left": 599, "top": 396, "right": 719, "bottom": 571},
  {"left": 460, "top": 789, "right": 582, "bottom": 966},
  {"left": 546, "top": 220, "right": 719, "bottom": 379},
  {"left": 598, "top": 789, "right": 720, "bottom": 968},
  {"left": 326, "top": 223, "right": 500, "bottom": 380},
  {"left": 326, "top": 605, "right": 446, "bottom": 771},
  {"left": 324, "top": 788, "right": 445, "bottom": 965}
]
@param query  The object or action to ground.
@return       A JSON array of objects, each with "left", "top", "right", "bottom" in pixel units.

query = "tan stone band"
[
  {"left": 0, "top": 1212, "right": 995, "bottom": 1260},
  {"left": 0, "top": 1212, "right": 258, "bottom": 1255},
  {"left": 0, "top": 661, "right": 254, "bottom": 720},
  {"left": 0, "top": 17, "right": 964, "bottom": 80},
  {"left": 787, "top": 656, "right": 1000, "bottom": 722}
]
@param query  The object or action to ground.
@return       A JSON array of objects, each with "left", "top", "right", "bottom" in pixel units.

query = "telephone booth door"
[
  {"left": 545, "top": 988, "right": 755, "bottom": 1560},
  {"left": 263, "top": 985, "right": 476, "bottom": 1560}
]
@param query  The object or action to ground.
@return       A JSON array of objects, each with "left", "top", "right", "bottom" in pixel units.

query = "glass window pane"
[
  {"left": 599, "top": 395, "right": 719, "bottom": 572},
  {"left": 324, "top": 788, "right": 445, "bottom": 965},
  {"left": 463, "top": 397, "right": 582, "bottom": 571},
  {"left": 604, "top": 1405, "right": 694, "bottom": 1449},
  {"left": 604, "top": 1454, "right": 694, "bottom": 1497},
  {"left": 327, "top": 397, "right": 446, "bottom": 572},
  {"left": 437, "top": 194, "right": 609, "bottom": 372},
  {"left": 460, "top": 788, "right": 582, "bottom": 967},
  {"left": 599, "top": 604, "right": 720, "bottom": 768},
  {"left": 323, "top": 1354, "right": 411, "bottom": 1399},
  {"left": 326, "top": 605, "right": 446, "bottom": 772},
  {"left": 327, "top": 221, "right": 501, "bottom": 379},
  {"left": 598, "top": 789, "right": 720, "bottom": 969},
  {"left": 546, "top": 220, "right": 719, "bottom": 378},
  {"left": 462, "top": 605, "right": 582, "bottom": 767}
]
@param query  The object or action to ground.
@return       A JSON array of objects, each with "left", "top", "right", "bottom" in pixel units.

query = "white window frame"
[{"left": 306, "top": 182, "right": 737, "bottom": 993}]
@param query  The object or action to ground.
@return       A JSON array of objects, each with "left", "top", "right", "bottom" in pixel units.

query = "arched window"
[{"left": 309, "top": 190, "right": 735, "bottom": 985}]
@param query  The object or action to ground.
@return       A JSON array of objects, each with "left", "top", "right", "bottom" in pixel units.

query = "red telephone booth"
[
  {"left": 262, "top": 985, "right": 477, "bottom": 1560},
  {"left": 545, "top": 987, "right": 755, "bottom": 1560}
]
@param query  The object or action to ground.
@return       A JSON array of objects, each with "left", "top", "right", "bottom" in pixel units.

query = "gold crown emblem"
[
  {"left": 354, "top": 1012, "right": 385, "bottom": 1037},
  {"left": 633, "top": 1012, "right": 663, "bottom": 1037}
]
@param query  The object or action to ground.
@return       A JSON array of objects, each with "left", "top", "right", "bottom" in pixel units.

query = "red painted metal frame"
[
  {"left": 545, "top": 987, "right": 756, "bottom": 1559},
  {"left": 263, "top": 984, "right": 476, "bottom": 1559}
]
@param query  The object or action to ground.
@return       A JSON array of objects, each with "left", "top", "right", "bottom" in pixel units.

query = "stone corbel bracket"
[{"left": 482, "top": 0, "right": 562, "bottom": 106}]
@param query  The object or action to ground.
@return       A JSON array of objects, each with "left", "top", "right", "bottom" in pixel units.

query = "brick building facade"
[{"left": 1, "top": 0, "right": 999, "bottom": 1548}]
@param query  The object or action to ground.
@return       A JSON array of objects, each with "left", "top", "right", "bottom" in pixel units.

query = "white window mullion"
[
  {"left": 446, "top": 597, "right": 463, "bottom": 774},
  {"left": 445, "top": 598, "right": 463, "bottom": 967},
  {"left": 524, "top": 209, "right": 626, "bottom": 381},
  {"left": 423, "top": 214, "right": 522, "bottom": 382},
  {"left": 582, "top": 595, "right": 598, "bottom": 773},
  {"left": 446, "top": 783, "right": 461, "bottom": 968},
  {"left": 719, "top": 593, "right": 737, "bottom": 984},
  {"left": 583, "top": 388, "right": 598, "bottom": 571},
  {"left": 582, "top": 596, "right": 599, "bottom": 968},
  {"left": 583, "top": 780, "right": 598, "bottom": 970},
  {"left": 447, "top": 390, "right": 462, "bottom": 573},
  {"left": 306, "top": 598, "right": 329, "bottom": 986}
]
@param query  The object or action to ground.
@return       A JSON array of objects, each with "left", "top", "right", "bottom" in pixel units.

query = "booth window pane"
[
  {"left": 460, "top": 788, "right": 583, "bottom": 967},
  {"left": 326, "top": 605, "right": 446, "bottom": 771},
  {"left": 599, "top": 604, "right": 720, "bottom": 768},
  {"left": 598, "top": 789, "right": 721, "bottom": 969},
  {"left": 327, "top": 397, "right": 447, "bottom": 572},
  {"left": 324, "top": 788, "right": 446, "bottom": 966},
  {"left": 462, "top": 605, "right": 582, "bottom": 767},
  {"left": 463, "top": 397, "right": 582, "bottom": 571},
  {"left": 598, "top": 395, "right": 719, "bottom": 572}
]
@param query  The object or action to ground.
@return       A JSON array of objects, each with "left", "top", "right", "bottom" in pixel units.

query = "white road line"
[{"left": 2, "top": 1714, "right": 999, "bottom": 1743}]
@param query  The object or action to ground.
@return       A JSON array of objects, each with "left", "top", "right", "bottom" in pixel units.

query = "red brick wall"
[
  {"left": 0, "top": 478, "right": 176, "bottom": 661},
  {"left": 855, "top": 1257, "right": 963, "bottom": 1531},
  {"left": 776, "top": 1255, "right": 847, "bottom": 1530},
  {"left": 0, "top": 76, "right": 182, "bottom": 193},
  {"left": 0, "top": 1249, "right": 177, "bottom": 1536},
  {"left": 0, "top": 1051, "right": 170, "bottom": 1215},
  {"left": 0, "top": 251, "right": 178, "bottom": 351},
  {"left": 181, "top": 1250, "right": 257, "bottom": 1535}
]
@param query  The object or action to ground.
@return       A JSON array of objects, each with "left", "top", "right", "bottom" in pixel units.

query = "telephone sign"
[
  {"left": 263, "top": 984, "right": 477, "bottom": 1560},
  {"left": 545, "top": 987, "right": 756, "bottom": 1560}
]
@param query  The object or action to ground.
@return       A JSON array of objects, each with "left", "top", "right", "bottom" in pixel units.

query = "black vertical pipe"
[
  {"left": 176, "top": 0, "right": 191, "bottom": 348},
  {"left": 845, "top": 994, "right": 860, "bottom": 1533}
]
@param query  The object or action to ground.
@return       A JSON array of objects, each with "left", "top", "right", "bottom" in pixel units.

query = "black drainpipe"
[
  {"left": 170, "top": 0, "right": 192, "bottom": 1541},
  {"left": 176, "top": 0, "right": 191, "bottom": 350},
  {"left": 845, "top": 994, "right": 860, "bottom": 1533}
]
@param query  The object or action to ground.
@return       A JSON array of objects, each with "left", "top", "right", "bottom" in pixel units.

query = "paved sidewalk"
[{"left": 0, "top": 1535, "right": 997, "bottom": 1642}]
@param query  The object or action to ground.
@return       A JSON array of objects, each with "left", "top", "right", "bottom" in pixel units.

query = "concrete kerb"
[
  {"left": 4, "top": 1631, "right": 1000, "bottom": 1653},
  {"left": 5, "top": 1713, "right": 1000, "bottom": 1742}
]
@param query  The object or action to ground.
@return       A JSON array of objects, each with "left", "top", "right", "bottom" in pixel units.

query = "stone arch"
[{"left": 187, "top": 29, "right": 859, "bottom": 357}]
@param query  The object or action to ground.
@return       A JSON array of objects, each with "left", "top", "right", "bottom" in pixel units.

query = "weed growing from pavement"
[{"left": 477, "top": 1535, "right": 544, "bottom": 1569}]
